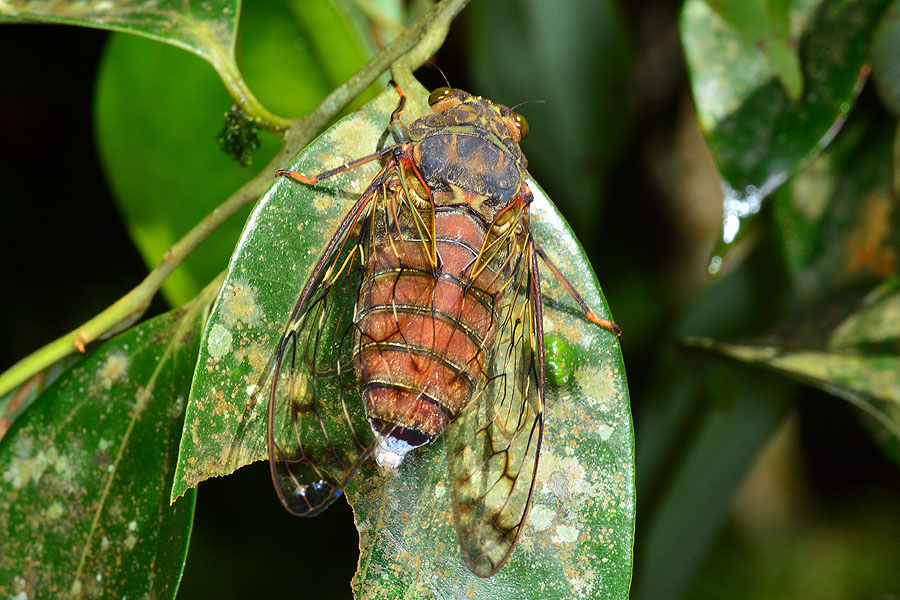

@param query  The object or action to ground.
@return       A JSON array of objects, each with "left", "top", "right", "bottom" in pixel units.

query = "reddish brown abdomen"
[{"left": 356, "top": 210, "right": 500, "bottom": 446}]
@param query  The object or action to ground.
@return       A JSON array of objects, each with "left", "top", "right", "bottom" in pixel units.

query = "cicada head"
[{"left": 426, "top": 87, "right": 530, "bottom": 145}]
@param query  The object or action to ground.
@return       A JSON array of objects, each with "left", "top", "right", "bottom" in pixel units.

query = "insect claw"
[{"left": 586, "top": 311, "right": 622, "bottom": 337}]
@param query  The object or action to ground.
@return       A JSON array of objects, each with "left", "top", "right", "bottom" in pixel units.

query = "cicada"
[{"left": 267, "top": 84, "right": 620, "bottom": 577}]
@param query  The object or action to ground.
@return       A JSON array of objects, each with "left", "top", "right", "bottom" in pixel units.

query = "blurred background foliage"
[{"left": 2, "top": 0, "right": 900, "bottom": 598}]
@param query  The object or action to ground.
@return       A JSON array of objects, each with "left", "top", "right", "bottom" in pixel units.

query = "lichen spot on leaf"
[
  {"left": 219, "top": 281, "right": 262, "bottom": 328},
  {"left": 207, "top": 324, "right": 233, "bottom": 359}
]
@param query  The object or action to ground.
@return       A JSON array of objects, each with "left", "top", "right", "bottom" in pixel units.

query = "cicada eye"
[
  {"left": 510, "top": 111, "right": 529, "bottom": 140},
  {"left": 428, "top": 87, "right": 455, "bottom": 107}
]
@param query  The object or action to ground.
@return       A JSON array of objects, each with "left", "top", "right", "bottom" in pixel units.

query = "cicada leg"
[
  {"left": 277, "top": 82, "right": 412, "bottom": 185},
  {"left": 534, "top": 244, "right": 622, "bottom": 337},
  {"left": 387, "top": 80, "right": 414, "bottom": 144}
]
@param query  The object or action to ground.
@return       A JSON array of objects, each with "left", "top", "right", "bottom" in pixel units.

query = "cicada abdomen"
[
  {"left": 269, "top": 84, "right": 620, "bottom": 577},
  {"left": 357, "top": 99, "right": 529, "bottom": 469}
]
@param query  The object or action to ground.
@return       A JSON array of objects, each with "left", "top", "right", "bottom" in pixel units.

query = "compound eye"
[
  {"left": 428, "top": 87, "right": 454, "bottom": 107},
  {"left": 510, "top": 111, "right": 529, "bottom": 140}
]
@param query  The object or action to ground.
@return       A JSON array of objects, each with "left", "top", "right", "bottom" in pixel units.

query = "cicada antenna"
[
  {"left": 432, "top": 64, "right": 452, "bottom": 89},
  {"left": 509, "top": 99, "right": 546, "bottom": 112}
]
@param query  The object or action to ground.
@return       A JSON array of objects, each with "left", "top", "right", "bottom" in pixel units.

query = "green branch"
[{"left": 0, "top": 0, "right": 469, "bottom": 398}]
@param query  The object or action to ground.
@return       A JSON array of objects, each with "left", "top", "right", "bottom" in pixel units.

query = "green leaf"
[
  {"left": 171, "top": 89, "right": 412, "bottom": 500},
  {"left": 349, "top": 181, "right": 633, "bottom": 599},
  {"left": 0, "top": 281, "right": 217, "bottom": 599},
  {"left": 95, "top": 0, "right": 383, "bottom": 306},
  {"left": 682, "top": 326, "right": 900, "bottom": 449},
  {"left": 94, "top": 32, "right": 274, "bottom": 306},
  {"left": 0, "top": 0, "right": 239, "bottom": 64},
  {"left": 174, "top": 86, "right": 634, "bottom": 596},
  {"left": 872, "top": 0, "right": 900, "bottom": 117},
  {"left": 681, "top": 270, "right": 900, "bottom": 460},
  {"left": 680, "top": 0, "right": 890, "bottom": 270}
]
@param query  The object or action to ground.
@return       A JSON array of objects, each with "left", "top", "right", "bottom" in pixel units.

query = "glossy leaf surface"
[
  {"left": 681, "top": 0, "right": 889, "bottom": 268},
  {"left": 705, "top": 0, "right": 802, "bottom": 100},
  {"left": 0, "top": 288, "right": 215, "bottom": 599},
  {"left": 174, "top": 86, "right": 634, "bottom": 597},
  {"left": 0, "top": 0, "right": 239, "bottom": 61}
]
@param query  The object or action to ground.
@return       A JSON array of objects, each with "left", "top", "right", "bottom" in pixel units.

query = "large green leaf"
[
  {"left": 0, "top": 0, "right": 239, "bottom": 64},
  {"left": 681, "top": 0, "right": 890, "bottom": 269},
  {"left": 95, "top": 0, "right": 385, "bottom": 306},
  {"left": 174, "top": 86, "right": 633, "bottom": 597},
  {"left": 0, "top": 282, "right": 217, "bottom": 599}
]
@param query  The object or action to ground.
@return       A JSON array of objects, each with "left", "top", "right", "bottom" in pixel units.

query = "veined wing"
[
  {"left": 268, "top": 157, "right": 433, "bottom": 516},
  {"left": 446, "top": 215, "right": 545, "bottom": 577}
]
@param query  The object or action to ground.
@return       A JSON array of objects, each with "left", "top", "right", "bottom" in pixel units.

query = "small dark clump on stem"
[{"left": 216, "top": 104, "right": 261, "bottom": 167}]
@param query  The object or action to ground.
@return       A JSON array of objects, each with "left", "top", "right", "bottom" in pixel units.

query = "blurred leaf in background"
[
  {"left": 682, "top": 0, "right": 889, "bottom": 269},
  {"left": 95, "top": 0, "right": 389, "bottom": 306}
]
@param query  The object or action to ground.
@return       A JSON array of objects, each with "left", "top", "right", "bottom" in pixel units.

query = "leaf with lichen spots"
[
  {"left": 348, "top": 181, "right": 633, "bottom": 600},
  {"left": 174, "top": 85, "right": 634, "bottom": 597},
  {"left": 0, "top": 280, "right": 218, "bottom": 599},
  {"left": 171, "top": 87, "right": 419, "bottom": 501}
]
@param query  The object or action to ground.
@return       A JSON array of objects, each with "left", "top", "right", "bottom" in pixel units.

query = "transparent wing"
[
  {"left": 267, "top": 156, "right": 440, "bottom": 516},
  {"left": 267, "top": 163, "right": 391, "bottom": 516},
  {"left": 446, "top": 220, "right": 545, "bottom": 577}
]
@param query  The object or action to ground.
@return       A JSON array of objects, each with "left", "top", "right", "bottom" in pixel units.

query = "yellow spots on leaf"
[{"left": 314, "top": 193, "right": 332, "bottom": 213}]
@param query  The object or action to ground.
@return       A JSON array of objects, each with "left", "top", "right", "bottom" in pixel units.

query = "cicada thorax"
[{"left": 355, "top": 121, "right": 529, "bottom": 470}]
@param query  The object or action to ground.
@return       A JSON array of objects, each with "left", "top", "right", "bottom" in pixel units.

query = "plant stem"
[
  {"left": 210, "top": 46, "right": 294, "bottom": 133},
  {"left": 0, "top": 0, "right": 470, "bottom": 399}
]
